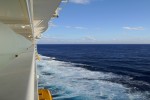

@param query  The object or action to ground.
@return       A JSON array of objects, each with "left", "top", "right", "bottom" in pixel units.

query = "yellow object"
[
  {"left": 35, "top": 52, "right": 41, "bottom": 61},
  {"left": 36, "top": 55, "right": 41, "bottom": 61},
  {"left": 38, "top": 89, "right": 53, "bottom": 100}
]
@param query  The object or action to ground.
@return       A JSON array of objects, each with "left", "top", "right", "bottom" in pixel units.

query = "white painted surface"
[
  {"left": 0, "top": 22, "right": 32, "bottom": 66},
  {"left": 0, "top": 0, "right": 62, "bottom": 99},
  {"left": 0, "top": 46, "right": 35, "bottom": 100}
]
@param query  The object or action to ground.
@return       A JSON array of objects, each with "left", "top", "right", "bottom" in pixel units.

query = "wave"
[{"left": 37, "top": 55, "right": 150, "bottom": 100}]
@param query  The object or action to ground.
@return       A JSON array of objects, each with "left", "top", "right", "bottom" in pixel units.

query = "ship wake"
[{"left": 37, "top": 55, "right": 150, "bottom": 100}]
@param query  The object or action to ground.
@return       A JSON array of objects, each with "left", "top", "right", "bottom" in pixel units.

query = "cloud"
[
  {"left": 38, "top": 35, "right": 66, "bottom": 44},
  {"left": 65, "top": 26, "right": 87, "bottom": 29},
  {"left": 69, "top": 0, "right": 90, "bottom": 4},
  {"left": 82, "top": 36, "right": 96, "bottom": 41},
  {"left": 123, "top": 26, "right": 144, "bottom": 30},
  {"left": 74, "top": 26, "right": 87, "bottom": 29},
  {"left": 65, "top": 26, "right": 72, "bottom": 28},
  {"left": 42, "top": 36, "right": 57, "bottom": 39}
]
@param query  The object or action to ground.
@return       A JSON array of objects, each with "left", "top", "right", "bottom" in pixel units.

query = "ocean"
[{"left": 37, "top": 44, "right": 150, "bottom": 100}]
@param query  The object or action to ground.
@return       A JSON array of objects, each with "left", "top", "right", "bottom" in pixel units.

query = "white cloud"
[
  {"left": 123, "top": 26, "right": 144, "bottom": 30},
  {"left": 62, "top": 0, "right": 68, "bottom": 3},
  {"left": 65, "top": 26, "right": 72, "bottom": 28},
  {"left": 65, "top": 26, "right": 87, "bottom": 29},
  {"left": 41, "top": 35, "right": 57, "bottom": 39},
  {"left": 82, "top": 36, "right": 96, "bottom": 41},
  {"left": 38, "top": 36, "right": 66, "bottom": 44},
  {"left": 69, "top": 0, "right": 90, "bottom": 4},
  {"left": 74, "top": 26, "right": 87, "bottom": 29}
]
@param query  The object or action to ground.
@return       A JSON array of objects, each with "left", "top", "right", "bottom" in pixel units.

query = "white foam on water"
[{"left": 37, "top": 55, "right": 150, "bottom": 100}]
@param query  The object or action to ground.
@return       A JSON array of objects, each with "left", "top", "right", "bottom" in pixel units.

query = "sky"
[{"left": 38, "top": 0, "right": 150, "bottom": 44}]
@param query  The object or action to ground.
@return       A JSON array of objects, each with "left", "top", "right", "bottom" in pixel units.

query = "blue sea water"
[{"left": 37, "top": 44, "right": 150, "bottom": 100}]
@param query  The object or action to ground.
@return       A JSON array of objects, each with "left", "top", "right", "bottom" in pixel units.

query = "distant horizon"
[{"left": 37, "top": 43, "right": 150, "bottom": 45}]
